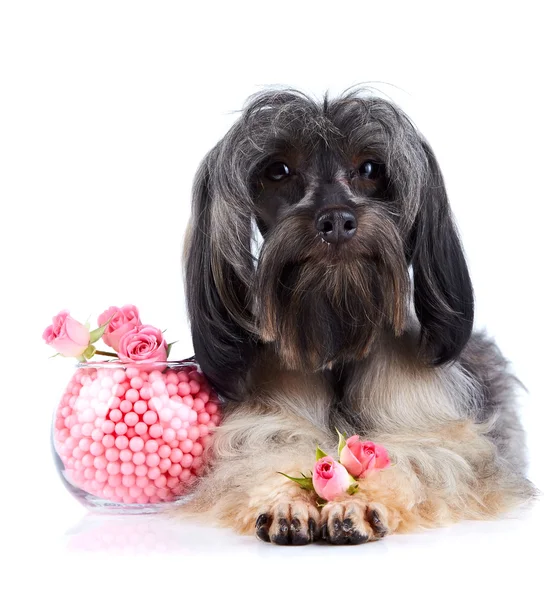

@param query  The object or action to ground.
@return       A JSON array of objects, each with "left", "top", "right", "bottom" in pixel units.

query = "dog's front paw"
[
  {"left": 255, "top": 500, "right": 320, "bottom": 545},
  {"left": 320, "top": 499, "right": 389, "bottom": 544}
]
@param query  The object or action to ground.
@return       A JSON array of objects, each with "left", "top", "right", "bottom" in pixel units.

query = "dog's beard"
[{"left": 255, "top": 208, "right": 409, "bottom": 371}]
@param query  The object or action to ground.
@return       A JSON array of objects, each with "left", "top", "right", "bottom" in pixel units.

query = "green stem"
[{"left": 95, "top": 349, "right": 118, "bottom": 357}]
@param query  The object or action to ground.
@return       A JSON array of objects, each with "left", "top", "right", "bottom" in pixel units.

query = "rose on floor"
[{"left": 279, "top": 430, "right": 391, "bottom": 504}]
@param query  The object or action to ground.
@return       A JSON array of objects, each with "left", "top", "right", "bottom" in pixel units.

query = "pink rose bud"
[
  {"left": 312, "top": 456, "right": 355, "bottom": 502},
  {"left": 339, "top": 435, "right": 391, "bottom": 477},
  {"left": 117, "top": 325, "right": 168, "bottom": 363},
  {"left": 98, "top": 304, "right": 141, "bottom": 352},
  {"left": 43, "top": 311, "right": 90, "bottom": 358}
]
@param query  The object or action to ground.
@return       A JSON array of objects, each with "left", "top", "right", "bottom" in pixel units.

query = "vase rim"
[{"left": 75, "top": 359, "right": 198, "bottom": 369}]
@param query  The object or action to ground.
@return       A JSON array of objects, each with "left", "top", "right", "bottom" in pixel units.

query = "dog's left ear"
[{"left": 408, "top": 139, "right": 474, "bottom": 365}]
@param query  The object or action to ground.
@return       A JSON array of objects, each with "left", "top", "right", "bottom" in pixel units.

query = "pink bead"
[
  {"left": 90, "top": 442, "right": 104, "bottom": 456},
  {"left": 179, "top": 439, "right": 194, "bottom": 453},
  {"left": 135, "top": 464, "right": 148, "bottom": 476},
  {"left": 198, "top": 424, "right": 210, "bottom": 437},
  {"left": 167, "top": 476, "right": 180, "bottom": 489},
  {"left": 124, "top": 412, "right": 139, "bottom": 427},
  {"left": 144, "top": 439, "right": 158, "bottom": 453},
  {"left": 166, "top": 372, "right": 179, "bottom": 385},
  {"left": 134, "top": 422, "right": 148, "bottom": 436},
  {"left": 115, "top": 436, "right": 129, "bottom": 450},
  {"left": 176, "top": 428, "right": 188, "bottom": 441},
  {"left": 125, "top": 367, "right": 140, "bottom": 379},
  {"left": 105, "top": 447, "right": 119, "bottom": 462},
  {"left": 78, "top": 438, "right": 91, "bottom": 452},
  {"left": 170, "top": 448, "right": 183, "bottom": 463},
  {"left": 148, "top": 466, "right": 161, "bottom": 480},
  {"left": 191, "top": 442, "right": 204, "bottom": 457},
  {"left": 168, "top": 463, "right": 182, "bottom": 478},
  {"left": 130, "top": 376, "right": 143, "bottom": 390},
  {"left": 178, "top": 382, "right": 191, "bottom": 396},
  {"left": 180, "top": 454, "right": 193, "bottom": 468},
  {"left": 170, "top": 417, "right": 182, "bottom": 430},
  {"left": 115, "top": 422, "right": 128, "bottom": 435},
  {"left": 126, "top": 427, "right": 136, "bottom": 438},
  {"left": 112, "top": 384, "right": 126, "bottom": 397},
  {"left": 189, "top": 380, "right": 200, "bottom": 394},
  {"left": 152, "top": 380, "right": 166, "bottom": 395},
  {"left": 72, "top": 447, "right": 85, "bottom": 459},
  {"left": 149, "top": 424, "right": 163, "bottom": 438},
  {"left": 93, "top": 456, "right": 108, "bottom": 470},
  {"left": 197, "top": 391, "right": 210, "bottom": 402},
  {"left": 107, "top": 461, "right": 120, "bottom": 475},
  {"left": 187, "top": 426, "right": 200, "bottom": 441},
  {"left": 143, "top": 411, "right": 157, "bottom": 425},
  {"left": 113, "top": 369, "right": 126, "bottom": 383},
  {"left": 82, "top": 453, "right": 94, "bottom": 467},
  {"left": 166, "top": 383, "right": 178, "bottom": 396},
  {"left": 115, "top": 486, "right": 127, "bottom": 498},
  {"left": 146, "top": 453, "right": 160, "bottom": 467},
  {"left": 169, "top": 439, "right": 179, "bottom": 448},
  {"left": 154, "top": 475, "right": 167, "bottom": 488},
  {"left": 122, "top": 474, "right": 136, "bottom": 487},
  {"left": 158, "top": 444, "right": 171, "bottom": 459},
  {"left": 121, "top": 462, "right": 135, "bottom": 475},
  {"left": 179, "top": 468, "right": 192, "bottom": 482},
  {"left": 101, "top": 420, "right": 115, "bottom": 434},
  {"left": 183, "top": 395, "right": 194, "bottom": 407},
  {"left": 125, "top": 389, "right": 139, "bottom": 403},
  {"left": 144, "top": 485, "right": 157, "bottom": 497},
  {"left": 136, "top": 476, "right": 149, "bottom": 489},
  {"left": 160, "top": 408, "right": 173, "bottom": 422},
  {"left": 109, "top": 409, "right": 122, "bottom": 422},
  {"left": 119, "top": 400, "right": 133, "bottom": 413},
  {"left": 193, "top": 399, "right": 205, "bottom": 412},
  {"left": 205, "top": 401, "right": 219, "bottom": 415},
  {"left": 84, "top": 467, "right": 95, "bottom": 480},
  {"left": 102, "top": 434, "right": 115, "bottom": 448},
  {"left": 139, "top": 386, "right": 152, "bottom": 400},
  {"left": 211, "top": 415, "right": 221, "bottom": 426},
  {"left": 91, "top": 428, "right": 104, "bottom": 442},
  {"left": 109, "top": 473, "right": 122, "bottom": 487},
  {"left": 134, "top": 400, "right": 148, "bottom": 415},
  {"left": 191, "top": 456, "right": 203, "bottom": 470},
  {"left": 129, "top": 437, "right": 144, "bottom": 452},
  {"left": 198, "top": 412, "right": 210, "bottom": 424},
  {"left": 132, "top": 452, "right": 146, "bottom": 465},
  {"left": 95, "top": 469, "right": 108, "bottom": 483},
  {"left": 159, "top": 458, "right": 172, "bottom": 472},
  {"left": 148, "top": 397, "right": 162, "bottom": 411},
  {"left": 119, "top": 449, "right": 133, "bottom": 462},
  {"left": 162, "top": 428, "right": 176, "bottom": 443}
]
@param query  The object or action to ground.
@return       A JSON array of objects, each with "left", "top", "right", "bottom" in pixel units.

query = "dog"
[{"left": 182, "top": 88, "right": 534, "bottom": 544}]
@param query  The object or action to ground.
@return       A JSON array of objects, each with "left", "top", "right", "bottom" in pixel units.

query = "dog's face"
[{"left": 184, "top": 90, "right": 474, "bottom": 400}]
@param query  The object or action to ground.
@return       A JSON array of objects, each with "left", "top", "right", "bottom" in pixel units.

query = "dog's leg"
[
  {"left": 177, "top": 369, "right": 334, "bottom": 544},
  {"left": 319, "top": 421, "right": 535, "bottom": 544}
]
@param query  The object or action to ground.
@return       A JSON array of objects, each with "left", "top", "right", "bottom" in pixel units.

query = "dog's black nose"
[{"left": 315, "top": 209, "right": 357, "bottom": 244}]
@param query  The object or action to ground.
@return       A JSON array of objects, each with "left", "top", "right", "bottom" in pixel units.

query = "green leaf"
[
  {"left": 89, "top": 317, "right": 112, "bottom": 344},
  {"left": 315, "top": 446, "right": 327, "bottom": 460},
  {"left": 316, "top": 499, "right": 327, "bottom": 508},
  {"left": 48, "top": 353, "right": 61, "bottom": 359},
  {"left": 347, "top": 482, "right": 359, "bottom": 495},
  {"left": 166, "top": 341, "right": 177, "bottom": 358},
  {"left": 277, "top": 472, "right": 315, "bottom": 491},
  {"left": 82, "top": 345, "right": 97, "bottom": 360},
  {"left": 336, "top": 428, "right": 347, "bottom": 457}
]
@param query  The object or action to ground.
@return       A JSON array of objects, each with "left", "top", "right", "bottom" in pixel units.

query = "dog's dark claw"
[
  {"left": 368, "top": 509, "right": 388, "bottom": 539},
  {"left": 255, "top": 513, "right": 271, "bottom": 542}
]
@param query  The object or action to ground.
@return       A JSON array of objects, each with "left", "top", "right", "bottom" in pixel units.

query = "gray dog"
[{"left": 182, "top": 88, "right": 534, "bottom": 544}]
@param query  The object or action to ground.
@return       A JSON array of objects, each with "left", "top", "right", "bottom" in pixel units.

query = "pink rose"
[
  {"left": 312, "top": 456, "right": 354, "bottom": 502},
  {"left": 339, "top": 435, "right": 391, "bottom": 477},
  {"left": 43, "top": 311, "right": 90, "bottom": 358},
  {"left": 117, "top": 325, "right": 168, "bottom": 363},
  {"left": 98, "top": 305, "right": 141, "bottom": 352}
]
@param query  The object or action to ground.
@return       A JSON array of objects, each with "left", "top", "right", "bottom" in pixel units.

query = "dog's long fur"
[{"left": 181, "top": 89, "right": 534, "bottom": 544}]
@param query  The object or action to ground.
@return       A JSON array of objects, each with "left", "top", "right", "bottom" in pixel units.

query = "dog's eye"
[
  {"left": 265, "top": 162, "right": 290, "bottom": 181},
  {"left": 358, "top": 161, "right": 383, "bottom": 180}
]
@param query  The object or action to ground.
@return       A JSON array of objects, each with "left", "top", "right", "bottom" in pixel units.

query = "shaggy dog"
[{"left": 182, "top": 88, "right": 534, "bottom": 544}]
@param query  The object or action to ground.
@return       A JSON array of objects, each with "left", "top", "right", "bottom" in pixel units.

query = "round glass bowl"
[{"left": 51, "top": 361, "right": 221, "bottom": 513}]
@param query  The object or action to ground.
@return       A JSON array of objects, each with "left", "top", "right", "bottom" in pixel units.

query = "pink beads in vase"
[{"left": 52, "top": 361, "right": 221, "bottom": 513}]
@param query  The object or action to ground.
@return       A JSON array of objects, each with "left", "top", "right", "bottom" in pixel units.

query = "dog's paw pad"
[{"left": 321, "top": 500, "right": 389, "bottom": 544}]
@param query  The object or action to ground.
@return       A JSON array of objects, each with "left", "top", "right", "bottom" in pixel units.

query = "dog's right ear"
[{"left": 183, "top": 147, "right": 258, "bottom": 402}]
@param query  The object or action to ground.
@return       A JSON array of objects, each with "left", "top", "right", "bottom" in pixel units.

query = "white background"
[{"left": 1, "top": 1, "right": 553, "bottom": 599}]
